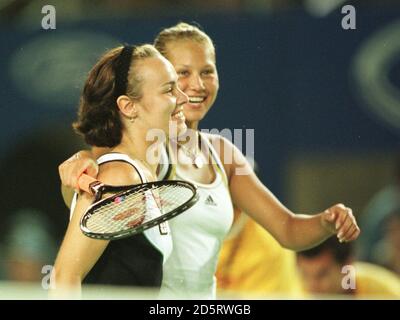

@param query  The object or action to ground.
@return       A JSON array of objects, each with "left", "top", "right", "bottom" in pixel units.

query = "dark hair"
[
  {"left": 73, "top": 44, "right": 159, "bottom": 147},
  {"left": 298, "top": 237, "right": 353, "bottom": 264}
]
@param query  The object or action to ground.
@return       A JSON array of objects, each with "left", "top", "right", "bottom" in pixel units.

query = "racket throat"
[{"left": 89, "top": 181, "right": 105, "bottom": 201}]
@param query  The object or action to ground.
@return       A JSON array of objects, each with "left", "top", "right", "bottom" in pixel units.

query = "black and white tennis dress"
[{"left": 69, "top": 153, "right": 173, "bottom": 289}]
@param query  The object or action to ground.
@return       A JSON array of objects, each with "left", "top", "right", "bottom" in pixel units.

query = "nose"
[
  {"left": 176, "top": 86, "right": 189, "bottom": 106},
  {"left": 188, "top": 73, "right": 205, "bottom": 91}
]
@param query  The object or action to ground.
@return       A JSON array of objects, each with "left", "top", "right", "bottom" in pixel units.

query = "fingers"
[
  {"left": 59, "top": 153, "right": 80, "bottom": 186},
  {"left": 331, "top": 204, "right": 360, "bottom": 242},
  {"left": 320, "top": 208, "right": 338, "bottom": 235},
  {"left": 337, "top": 213, "right": 352, "bottom": 242},
  {"left": 323, "top": 209, "right": 336, "bottom": 222},
  {"left": 332, "top": 203, "right": 346, "bottom": 229},
  {"left": 58, "top": 152, "right": 99, "bottom": 190},
  {"left": 339, "top": 208, "right": 360, "bottom": 242},
  {"left": 72, "top": 159, "right": 99, "bottom": 190},
  {"left": 85, "top": 162, "right": 99, "bottom": 177},
  {"left": 344, "top": 225, "right": 361, "bottom": 242}
]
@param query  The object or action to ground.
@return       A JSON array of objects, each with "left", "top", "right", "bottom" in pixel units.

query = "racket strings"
[
  {"left": 87, "top": 191, "right": 147, "bottom": 233},
  {"left": 85, "top": 184, "right": 194, "bottom": 234}
]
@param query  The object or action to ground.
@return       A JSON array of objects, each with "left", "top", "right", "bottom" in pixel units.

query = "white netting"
[{"left": 85, "top": 183, "right": 194, "bottom": 234}]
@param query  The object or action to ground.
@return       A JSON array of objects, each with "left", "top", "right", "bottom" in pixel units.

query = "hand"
[
  {"left": 58, "top": 150, "right": 98, "bottom": 191},
  {"left": 321, "top": 203, "right": 360, "bottom": 243}
]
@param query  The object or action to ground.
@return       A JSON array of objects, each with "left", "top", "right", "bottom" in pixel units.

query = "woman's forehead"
[
  {"left": 138, "top": 56, "right": 176, "bottom": 85},
  {"left": 166, "top": 40, "right": 215, "bottom": 59}
]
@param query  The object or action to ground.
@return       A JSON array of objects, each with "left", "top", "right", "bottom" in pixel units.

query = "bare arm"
[
  {"left": 51, "top": 161, "right": 143, "bottom": 298},
  {"left": 50, "top": 190, "right": 109, "bottom": 298},
  {"left": 208, "top": 134, "right": 360, "bottom": 251}
]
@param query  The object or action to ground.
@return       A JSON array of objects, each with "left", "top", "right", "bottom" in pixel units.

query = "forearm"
[
  {"left": 53, "top": 192, "right": 107, "bottom": 299},
  {"left": 284, "top": 213, "right": 333, "bottom": 251},
  {"left": 229, "top": 165, "right": 333, "bottom": 251},
  {"left": 49, "top": 269, "right": 82, "bottom": 299}
]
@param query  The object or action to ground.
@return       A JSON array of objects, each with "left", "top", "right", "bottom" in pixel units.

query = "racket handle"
[{"left": 78, "top": 173, "right": 101, "bottom": 195}]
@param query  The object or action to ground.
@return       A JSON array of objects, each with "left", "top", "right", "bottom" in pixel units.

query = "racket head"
[{"left": 80, "top": 180, "right": 198, "bottom": 240}]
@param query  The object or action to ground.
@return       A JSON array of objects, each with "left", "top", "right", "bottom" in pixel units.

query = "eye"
[
  {"left": 165, "top": 87, "right": 173, "bottom": 95},
  {"left": 177, "top": 70, "right": 190, "bottom": 77},
  {"left": 201, "top": 69, "right": 214, "bottom": 76}
]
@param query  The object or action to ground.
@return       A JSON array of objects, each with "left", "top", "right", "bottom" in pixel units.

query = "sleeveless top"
[
  {"left": 70, "top": 153, "right": 173, "bottom": 289},
  {"left": 159, "top": 134, "right": 234, "bottom": 299}
]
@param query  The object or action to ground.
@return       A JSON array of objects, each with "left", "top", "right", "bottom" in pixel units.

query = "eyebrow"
[
  {"left": 176, "top": 64, "right": 214, "bottom": 68},
  {"left": 162, "top": 81, "right": 176, "bottom": 87}
]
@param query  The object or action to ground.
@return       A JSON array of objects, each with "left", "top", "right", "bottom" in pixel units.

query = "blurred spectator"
[
  {"left": 357, "top": 157, "right": 400, "bottom": 264},
  {"left": 2, "top": 208, "right": 56, "bottom": 283},
  {"left": 0, "top": 124, "right": 86, "bottom": 244},
  {"left": 375, "top": 208, "right": 400, "bottom": 275},
  {"left": 297, "top": 237, "right": 400, "bottom": 298},
  {"left": 216, "top": 208, "right": 303, "bottom": 297},
  {"left": 0, "top": 124, "right": 86, "bottom": 285}
]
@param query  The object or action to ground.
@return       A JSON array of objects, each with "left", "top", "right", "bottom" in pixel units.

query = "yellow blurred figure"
[
  {"left": 297, "top": 237, "right": 400, "bottom": 298},
  {"left": 216, "top": 208, "right": 303, "bottom": 298},
  {"left": 354, "top": 262, "right": 400, "bottom": 297}
]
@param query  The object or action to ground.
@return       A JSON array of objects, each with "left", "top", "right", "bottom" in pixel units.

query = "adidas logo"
[{"left": 205, "top": 195, "right": 217, "bottom": 206}]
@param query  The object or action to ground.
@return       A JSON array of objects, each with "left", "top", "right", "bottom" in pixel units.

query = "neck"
[
  {"left": 113, "top": 126, "right": 161, "bottom": 176},
  {"left": 173, "top": 126, "right": 207, "bottom": 169},
  {"left": 186, "top": 120, "right": 199, "bottom": 131}
]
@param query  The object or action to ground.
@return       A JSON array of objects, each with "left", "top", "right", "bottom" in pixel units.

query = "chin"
[
  {"left": 185, "top": 111, "right": 207, "bottom": 123},
  {"left": 184, "top": 103, "right": 207, "bottom": 113}
]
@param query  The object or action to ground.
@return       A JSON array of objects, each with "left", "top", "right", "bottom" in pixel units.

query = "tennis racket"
[{"left": 77, "top": 174, "right": 199, "bottom": 240}]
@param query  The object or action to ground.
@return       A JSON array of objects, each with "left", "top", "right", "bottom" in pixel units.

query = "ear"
[{"left": 116, "top": 95, "right": 137, "bottom": 119}]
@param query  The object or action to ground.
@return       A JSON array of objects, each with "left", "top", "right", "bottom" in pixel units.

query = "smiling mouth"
[
  {"left": 171, "top": 108, "right": 185, "bottom": 121},
  {"left": 188, "top": 96, "right": 206, "bottom": 104},
  {"left": 172, "top": 107, "right": 183, "bottom": 116}
]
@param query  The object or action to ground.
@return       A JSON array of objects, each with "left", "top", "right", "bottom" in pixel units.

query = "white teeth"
[{"left": 189, "top": 96, "right": 205, "bottom": 103}]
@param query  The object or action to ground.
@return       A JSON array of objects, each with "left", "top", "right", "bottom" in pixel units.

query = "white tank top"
[
  {"left": 70, "top": 152, "right": 173, "bottom": 263},
  {"left": 160, "top": 135, "right": 234, "bottom": 299}
]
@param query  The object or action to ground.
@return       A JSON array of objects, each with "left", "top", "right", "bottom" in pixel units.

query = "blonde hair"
[{"left": 154, "top": 22, "right": 216, "bottom": 61}]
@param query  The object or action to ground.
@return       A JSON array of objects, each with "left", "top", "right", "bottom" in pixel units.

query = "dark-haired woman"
[{"left": 50, "top": 44, "right": 187, "bottom": 298}]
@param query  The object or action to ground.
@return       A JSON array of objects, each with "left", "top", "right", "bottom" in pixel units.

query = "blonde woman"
[{"left": 58, "top": 24, "right": 360, "bottom": 299}]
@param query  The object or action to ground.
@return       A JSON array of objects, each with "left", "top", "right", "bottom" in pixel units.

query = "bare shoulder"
[
  {"left": 201, "top": 132, "right": 236, "bottom": 178},
  {"left": 97, "top": 161, "right": 142, "bottom": 186},
  {"left": 201, "top": 131, "right": 251, "bottom": 179}
]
